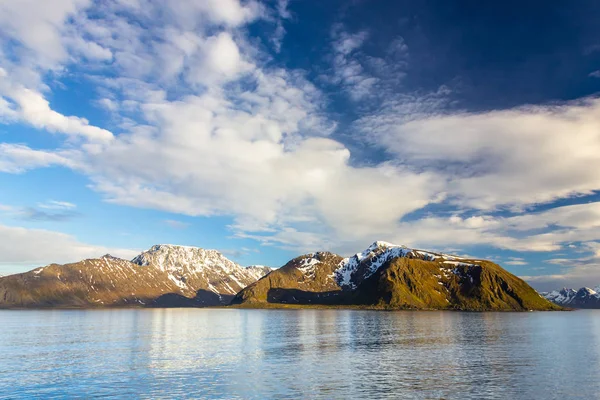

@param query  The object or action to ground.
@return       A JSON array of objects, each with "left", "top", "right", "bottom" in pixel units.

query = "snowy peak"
[
  {"left": 244, "top": 265, "right": 274, "bottom": 280},
  {"left": 334, "top": 241, "right": 442, "bottom": 289},
  {"left": 131, "top": 244, "right": 237, "bottom": 273},
  {"left": 542, "top": 288, "right": 578, "bottom": 305},
  {"left": 0, "top": 244, "right": 273, "bottom": 308},
  {"left": 365, "top": 241, "right": 407, "bottom": 252},
  {"left": 542, "top": 286, "right": 600, "bottom": 308},
  {"left": 579, "top": 287, "right": 597, "bottom": 296},
  {"left": 129, "top": 244, "right": 271, "bottom": 296}
]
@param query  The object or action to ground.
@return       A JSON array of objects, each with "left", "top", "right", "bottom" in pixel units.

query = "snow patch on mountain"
[
  {"left": 130, "top": 244, "right": 270, "bottom": 295},
  {"left": 245, "top": 265, "right": 274, "bottom": 280},
  {"left": 335, "top": 241, "right": 417, "bottom": 289},
  {"left": 334, "top": 241, "right": 481, "bottom": 289},
  {"left": 132, "top": 244, "right": 237, "bottom": 273},
  {"left": 542, "top": 287, "right": 600, "bottom": 306}
]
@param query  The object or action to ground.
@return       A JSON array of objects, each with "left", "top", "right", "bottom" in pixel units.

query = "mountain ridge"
[
  {"left": 0, "top": 244, "right": 271, "bottom": 308},
  {"left": 233, "top": 241, "right": 561, "bottom": 311},
  {"left": 541, "top": 286, "right": 600, "bottom": 308},
  {"left": 0, "top": 241, "right": 563, "bottom": 310}
]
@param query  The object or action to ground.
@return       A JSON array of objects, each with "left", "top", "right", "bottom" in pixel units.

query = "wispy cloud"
[
  {"left": 220, "top": 247, "right": 260, "bottom": 260},
  {"left": 18, "top": 207, "right": 80, "bottom": 222},
  {"left": 505, "top": 257, "right": 528, "bottom": 266},
  {"left": 271, "top": 0, "right": 291, "bottom": 53},
  {"left": 0, "top": 223, "right": 138, "bottom": 274},
  {"left": 163, "top": 219, "right": 190, "bottom": 229},
  {"left": 37, "top": 200, "right": 76, "bottom": 210},
  {"left": 589, "top": 70, "right": 600, "bottom": 78}
]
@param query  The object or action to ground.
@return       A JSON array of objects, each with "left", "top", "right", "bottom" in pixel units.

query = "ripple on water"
[{"left": 0, "top": 309, "right": 599, "bottom": 399}]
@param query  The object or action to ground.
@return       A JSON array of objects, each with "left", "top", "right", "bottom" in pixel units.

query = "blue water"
[{"left": 0, "top": 309, "right": 599, "bottom": 399}]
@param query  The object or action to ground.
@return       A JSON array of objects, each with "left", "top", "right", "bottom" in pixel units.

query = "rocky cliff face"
[
  {"left": 542, "top": 286, "right": 600, "bottom": 308},
  {"left": 0, "top": 245, "right": 271, "bottom": 308},
  {"left": 233, "top": 241, "right": 560, "bottom": 311},
  {"left": 131, "top": 244, "right": 271, "bottom": 298}
]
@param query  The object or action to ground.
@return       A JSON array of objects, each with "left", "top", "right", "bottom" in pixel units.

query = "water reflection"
[{"left": 0, "top": 309, "right": 599, "bottom": 399}]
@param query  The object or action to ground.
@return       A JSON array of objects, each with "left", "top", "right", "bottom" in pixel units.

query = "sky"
[{"left": 1, "top": 0, "right": 600, "bottom": 291}]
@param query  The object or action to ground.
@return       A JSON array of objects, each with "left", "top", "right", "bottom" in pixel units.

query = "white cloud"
[
  {"left": 37, "top": 200, "right": 77, "bottom": 210},
  {"left": 505, "top": 257, "right": 528, "bottom": 266},
  {"left": 194, "top": 32, "right": 246, "bottom": 82},
  {"left": 589, "top": 70, "right": 600, "bottom": 78},
  {"left": 0, "top": 0, "right": 90, "bottom": 69},
  {"left": 0, "top": 223, "right": 138, "bottom": 275},
  {"left": 65, "top": 36, "right": 113, "bottom": 61},
  {"left": 328, "top": 27, "right": 410, "bottom": 102},
  {"left": 380, "top": 202, "right": 600, "bottom": 255},
  {"left": 361, "top": 98, "right": 600, "bottom": 210},
  {"left": 0, "top": 144, "right": 78, "bottom": 173},
  {"left": 0, "top": 71, "right": 114, "bottom": 142},
  {"left": 10, "top": 86, "right": 114, "bottom": 142},
  {"left": 522, "top": 257, "right": 600, "bottom": 292},
  {"left": 329, "top": 26, "right": 376, "bottom": 100},
  {"left": 270, "top": 0, "right": 291, "bottom": 53},
  {"left": 96, "top": 98, "right": 119, "bottom": 112},
  {"left": 169, "top": 0, "right": 264, "bottom": 28}
]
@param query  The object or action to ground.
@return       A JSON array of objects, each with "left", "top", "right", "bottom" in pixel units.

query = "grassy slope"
[
  {"left": 231, "top": 252, "right": 343, "bottom": 304},
  {"left": 355, "top": 258, "right": 561, "bottom": 311},
  {"left": 235, "top": 256, "right": 562, "bottom": 311}
]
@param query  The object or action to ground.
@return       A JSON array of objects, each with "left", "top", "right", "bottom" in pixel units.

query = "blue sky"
[{"left": 1, "top": 0, "right": 600, "bottom": 291}]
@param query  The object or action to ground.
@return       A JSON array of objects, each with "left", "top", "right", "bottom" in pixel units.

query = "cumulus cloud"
[
  {"left": 522, "top": 255, "right": 600, "bottom": 292},
  {"left": 0, "top": 223, "right": 138, "bottom": 274},
  {"left": 0, "top": 0, "right": 90, "bottom": 69},
  {"left": 0, "top": 144, "right": 79, "bottom": 173},
  {"left": 0, "top": 1, "right": 441, "bottom": 257},
  {"left": 0, "top": 69, "right": 114, "bottom": 142},
  {"left": 360, "top": 98, "right": 600, "bottom": 210}
]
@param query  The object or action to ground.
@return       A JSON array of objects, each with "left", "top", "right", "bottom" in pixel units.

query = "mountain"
[
  {"left": 541, "top": 286, "right": 600, "bottom": 308},
  {"left": 0, "top": 245, "right": 271, "bottom": 308},
  {"left": 232, "top": 241, "right": 560, "bottom": 311}
]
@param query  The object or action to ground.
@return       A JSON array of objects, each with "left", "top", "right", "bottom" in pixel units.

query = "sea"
[{"left": 1, "top": 309, "right": 598, "bottom": 399}]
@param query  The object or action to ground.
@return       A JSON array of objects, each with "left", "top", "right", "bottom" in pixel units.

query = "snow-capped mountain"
[
  {"left": 233, "top": 241, "right": 558, "bottom": 311},
  {"left": 542, "top": 286, "right": 600, "bottom": 308},
  {"left": 335, "top": 241, "right": 456, "bottom": 289},
  {"left": 131, "top": 244, "right": 271, "bottom": 296},
  {"left": 0, "top": 245, "right": 271, "bottom": 308}
]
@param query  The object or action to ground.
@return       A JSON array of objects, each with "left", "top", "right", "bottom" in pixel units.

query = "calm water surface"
[{"left": 0, "top": 309, "right": 599, "bottom": 399}]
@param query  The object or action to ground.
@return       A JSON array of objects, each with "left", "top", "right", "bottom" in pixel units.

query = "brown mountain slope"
[
  {"left": 0, "top": 246, "right": 271, "bottom": 308},
  {"left": 0, "top": 256, "right": 180, "bottom": 307},
  {"left": 232, "top": 242, "right": 561, "bottom": 311},
  {"left": 352, "top": 257, "right": 560, "bottom": 310},
  {"left": 231, "top": 252, "right": 344, "bottom": 305}
]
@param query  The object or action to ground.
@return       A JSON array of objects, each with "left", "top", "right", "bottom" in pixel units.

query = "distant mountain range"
[
  {"left": 0, "top": 241, "right": 561, "bottom": 310},
  {"left": 0, "top": 244, "right": 271, "bottom": 308},
  {"left": 233, "top": 241, "right": 559, "bottom": 311},
  {"left": 541, "top": 286, "right": 600, "bottom": 308}
]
